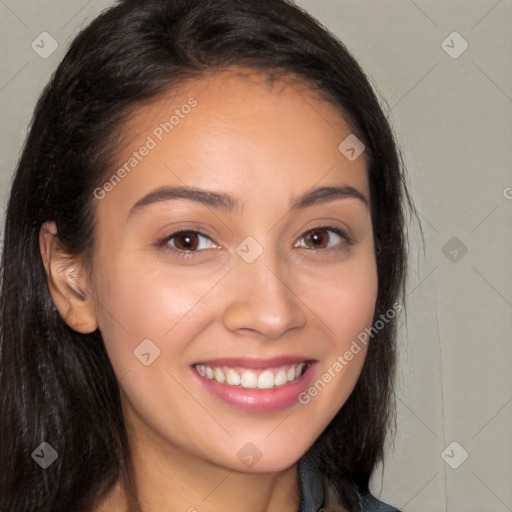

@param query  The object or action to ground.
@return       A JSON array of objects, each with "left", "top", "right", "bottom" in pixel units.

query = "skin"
[{"left": 39, "top": 65, "right": 378, "bottom": 512}]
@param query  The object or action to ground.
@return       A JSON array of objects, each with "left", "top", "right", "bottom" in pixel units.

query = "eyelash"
[{"left": 155, "top": 225, "right": 354, "bottom": 260}]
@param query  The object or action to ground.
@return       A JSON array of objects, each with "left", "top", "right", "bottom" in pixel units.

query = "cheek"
[
  {"left": 91, "top": 253, "right": 220, "bottom": 377},
  {"left": 331, "top": 277, "right": 378, "bottom": 347},
  {"left": 306, "top": 252, "right": 378, "bottom": 345},
  {"left": 297, "top": 252, "right": 378, "bottom": 413}
]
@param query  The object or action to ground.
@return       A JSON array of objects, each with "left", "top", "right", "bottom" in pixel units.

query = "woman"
[{"left": 0, "top": 1, "right": 416, "bottom": 510}]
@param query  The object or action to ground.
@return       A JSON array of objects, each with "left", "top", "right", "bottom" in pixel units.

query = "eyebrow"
[{"left": 127, "top": 183, "right": 369, "bottom": 220}]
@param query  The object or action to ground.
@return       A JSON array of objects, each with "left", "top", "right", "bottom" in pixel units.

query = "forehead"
[
  {"left": 97, "top": 64, "right": 369, "bottom": 219},
  {"left": 121, "top": 64, "right": 361, "bottom": 158}
]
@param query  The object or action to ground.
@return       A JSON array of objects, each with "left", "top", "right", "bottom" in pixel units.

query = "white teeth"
[
  {"left": 257, "top": 370, "right": 274, "bottom": 389},
  {"left": 274, "top": 370, "right": 287, "bottom": 387},
  {"left": 195, "top": 362, "right": 309, "bottom": 389},
  {"left": 214, "top": 367, "right": 225, "bottom": 384},
  {"left": 226, "top": 368, "right": 241, "bottom": 386},
  {"left": 241, "top": 370, "right": 258, "bottom": 388}
]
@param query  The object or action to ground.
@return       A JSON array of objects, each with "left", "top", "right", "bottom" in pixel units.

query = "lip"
[{"left": 191, "top": 358, "right": 317, "bottom": 412}]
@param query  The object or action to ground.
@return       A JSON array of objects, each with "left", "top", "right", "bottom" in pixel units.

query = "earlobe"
[{"left": 39, "top": 221, "right": 98, "bottom": 334}]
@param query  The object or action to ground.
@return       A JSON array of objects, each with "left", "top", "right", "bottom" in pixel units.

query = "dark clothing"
[{"left": 297, "top": 453, "right": 401, "bottom": 512}]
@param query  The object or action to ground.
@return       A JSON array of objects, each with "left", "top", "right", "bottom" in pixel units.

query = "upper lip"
[{"left": 193, "top": 356, "right": 316, "bottom": 369}]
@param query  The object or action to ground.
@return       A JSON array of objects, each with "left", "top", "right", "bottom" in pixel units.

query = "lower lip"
[{"left": 191, "top": 363, "right": 317, "bottom": 412}]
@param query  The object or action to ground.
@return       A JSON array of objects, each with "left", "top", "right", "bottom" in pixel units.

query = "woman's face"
[{"left": 88, "top": 66, "right": 377, "bottom": 472}]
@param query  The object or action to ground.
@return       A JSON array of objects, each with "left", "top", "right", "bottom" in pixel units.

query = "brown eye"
[
  {"left": 303, "top": 228, "right": 330, "bottom": 249},
  {"left": 172, "top": 231, "right": 200, "bottom": 251},
  {"left": 159, "top": 230, "right": 217, "bottom": 256},
  {"left": 154, "top": 228, "right": 221, "bottom": 262},
  {"left": 296, "top": 226, "right": 353, "bottom": 253}
]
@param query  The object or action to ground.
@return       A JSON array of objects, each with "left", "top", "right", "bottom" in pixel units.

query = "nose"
[{"left": 222, "top": 248, "right": 307, "bottom": 340}]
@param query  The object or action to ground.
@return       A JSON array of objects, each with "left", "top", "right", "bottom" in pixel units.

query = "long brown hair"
[{"left": 0, "top": 1, "right": 417, "bottom": 510}]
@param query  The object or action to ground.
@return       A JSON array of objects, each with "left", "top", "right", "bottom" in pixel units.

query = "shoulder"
[{"left": 358, "top": 491, "right": 402, "bottom": 512}]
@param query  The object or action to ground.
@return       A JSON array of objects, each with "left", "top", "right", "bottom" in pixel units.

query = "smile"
[{"left": 194, "top": 362, "right": 310, "bottom": 389}]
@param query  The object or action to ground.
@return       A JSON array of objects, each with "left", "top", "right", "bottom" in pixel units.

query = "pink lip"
[{"left": 191, "top": 360, "right": 317, "bottom": 412}]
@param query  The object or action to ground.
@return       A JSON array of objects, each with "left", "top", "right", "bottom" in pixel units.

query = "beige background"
[{"left": 1, "top": 1, "right": 511, "bottom": 511}]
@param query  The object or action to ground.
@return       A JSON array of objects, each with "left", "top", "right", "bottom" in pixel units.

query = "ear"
[{"left": 39, "top": 221, "right": 98, "bottom": 333}]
